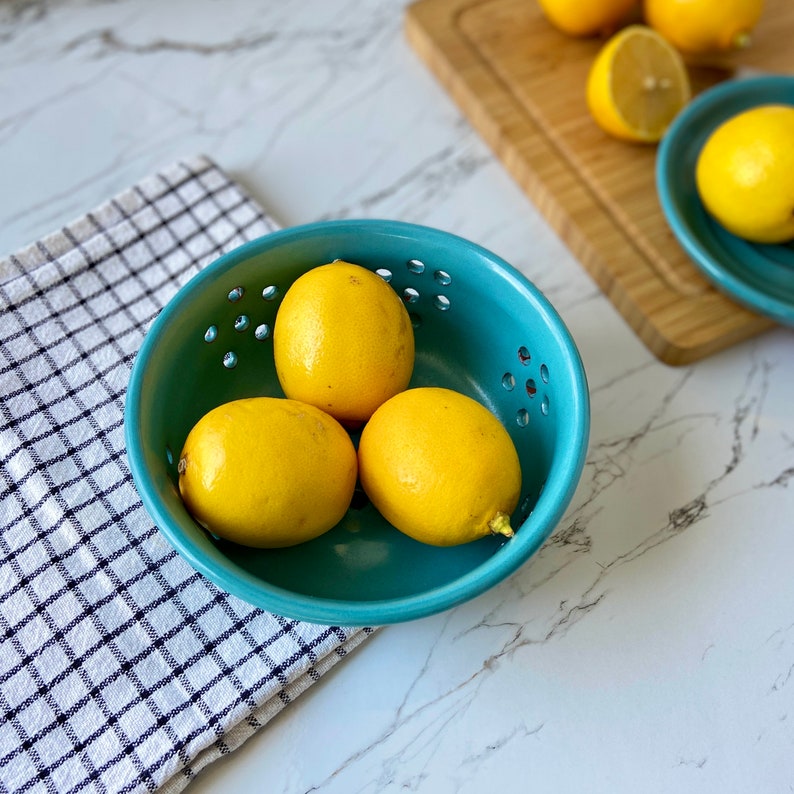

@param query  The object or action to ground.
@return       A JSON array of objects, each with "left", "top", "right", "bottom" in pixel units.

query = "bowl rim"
[
  {"left": 125, "top": 218, "right": 590, "bottom": 625},
  {"left": 655, "top": 74, "right": 794, "bottom": 325}
]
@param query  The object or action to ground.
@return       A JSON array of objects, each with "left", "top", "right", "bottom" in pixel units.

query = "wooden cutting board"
[{"left": 405, "top": 0, "right": 794, "bottom": 365}]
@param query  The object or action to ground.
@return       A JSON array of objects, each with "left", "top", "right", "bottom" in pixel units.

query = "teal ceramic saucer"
[{"left": 656, "top": 75, "right": 794, "bottom": 326}]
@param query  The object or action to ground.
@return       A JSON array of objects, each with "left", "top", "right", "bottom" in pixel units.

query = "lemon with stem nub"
[
  {"left": 644, "top": 0, "right": 764, "bottom": 54},
  {"left": 586, "top": 25, "right": 691, "bottom": 144},
  {"left": 357, "top": 387, "right": 522, "bottom": 547}
]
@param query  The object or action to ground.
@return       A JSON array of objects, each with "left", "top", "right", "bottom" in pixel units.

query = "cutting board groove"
[{"left": 405, "top": 0, "right": 793, "bottom": 364}]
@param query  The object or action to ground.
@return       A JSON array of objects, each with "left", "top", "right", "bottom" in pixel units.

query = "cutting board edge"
[{"left": 404, "top": 0, "right": 773, "bottom": 365}]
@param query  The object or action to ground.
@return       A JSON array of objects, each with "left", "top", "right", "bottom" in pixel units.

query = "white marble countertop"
[{"left": 3, "top": 1, "right": 793, "bottom": 792}]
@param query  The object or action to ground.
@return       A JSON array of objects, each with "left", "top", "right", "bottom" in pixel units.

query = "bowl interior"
[
  {"left": 126, "top": 220, "right": 589, "bottom": 624},
  {"left": 656, "top": 75, "right": 794, "bottom": 325}
]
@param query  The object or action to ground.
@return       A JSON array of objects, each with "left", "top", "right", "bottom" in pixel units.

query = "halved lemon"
[{"left": 586, "top": 25, "right": 691, "bottom": 143}]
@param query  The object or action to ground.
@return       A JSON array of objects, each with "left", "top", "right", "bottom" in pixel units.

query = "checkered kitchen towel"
[{"left": 0, "top": 155, "right": 373, "bottom": 794}]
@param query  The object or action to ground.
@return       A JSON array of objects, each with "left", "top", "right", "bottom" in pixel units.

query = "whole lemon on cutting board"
[
  {"left": 644, "top": 0, "right": 765, "bottom": 53},
  {"left": 537, "top": 0, "right": 640, "bottom": 37},
  {"left": 586, "top": 25, "right": 691, "bottom": 143},
  {"left": 178, "top": 397, "right": 357, "bottom": 548},
  {"left": 357, "top": 387, "right": 522, "bottom": 547},
  {"left": 273, "top": 261, "right": 415, "bottom": 427},
  {"left": 695, "top": 104, "right": 794, "bottom": 244}
]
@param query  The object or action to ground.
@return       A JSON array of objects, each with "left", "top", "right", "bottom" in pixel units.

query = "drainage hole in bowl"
[
  {"left": 254, "top": 323, "right": 271, "bottom": 341},
  {"left": 407, "top": 259, "right": 425, "bottom": 274},
  {"left": 204, "top": 325, "right": 218, "bottom": 343},
  {"left": 518, "top": 346, "right": 531, "bottom": 365},
  {"left": 502, "top": 372, "right": 515, "bottom": 391},
  {"left": 223, "top": 351, "right": 238, "bottom": 369},
  {"left": 434, "top": 270, "right": 451, "bottom": 286},
  {"left": 526, "top": 378, "right": 537, "bottom": 398},
  {"left": 516, "top": 408, "right": 529, "bottom": 427},
  {"left": 228, "top": 286, "right": 244, "bottom": 302},
  {"left": 409, "top": 312, "right": 422, "bottom": 329},
  {"left": 376, "top": 268, "right": 393, "bottom": 282},
  {"left": 234, "top": 315, "right": 250, "bottom": 332},
  {"left": 541, "top": 395, "right": 550, "bottom": 416},
  {"left": 540, "top": 363, "right": 549, "bottom": 383},
  {"left": 262, "top": 285, "right": 279, "bottom": 301},
  {"left": 403, "top": 287, "right": 420, "bottom": 304},
  {"left": 165, "top": 446, "right": 174, "bottom": 465},
  {"left": 433, "top": 294, "right": 450, "bottom": 311}
]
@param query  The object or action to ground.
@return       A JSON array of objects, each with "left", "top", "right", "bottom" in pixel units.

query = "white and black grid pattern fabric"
[{"left": 0, "top": 155, "right": 372, "bottom": 794}]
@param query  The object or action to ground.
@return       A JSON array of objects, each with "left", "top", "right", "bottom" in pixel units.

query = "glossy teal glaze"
[
  {"left": 124, "top": 220, "right": 590, "bottom": 625},
  {"left": 656, "top": 75, "right": 794, "bottom": 326}
]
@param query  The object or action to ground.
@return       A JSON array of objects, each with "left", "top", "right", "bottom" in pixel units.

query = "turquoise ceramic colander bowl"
[{"left": 125, "top": 219, "right": 590, "bottom": 625}]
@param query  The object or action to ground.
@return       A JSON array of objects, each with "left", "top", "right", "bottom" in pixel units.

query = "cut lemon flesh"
[{"left": 586, "top": 25, "right": 691, "bottom": 143}]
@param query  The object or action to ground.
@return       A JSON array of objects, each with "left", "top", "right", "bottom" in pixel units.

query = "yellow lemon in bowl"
[
  {"left": 537, "top": 0, "right": 640, "bottom": 37},
  {"left": 644, "top": 0, "right": 764, "bottom": 54},
  {"left": 586, "top": 25, "right": 691, "bottom": 143},
  {"left": 273, "top": 261, "right": 415, "bottom": 427},
  {"left": 357, "top": 387, "right": 522, "bottom": 547},
  {"left": 695, "top": 104, "right": 794, "bottom": 244},
  {"left": 178, "top": 397, "right": 358, "bottom": 548}
]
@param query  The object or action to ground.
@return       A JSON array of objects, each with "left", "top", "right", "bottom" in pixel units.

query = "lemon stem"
[{"left": 488, "top": 511, "right": 514, "bottom": 539}]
